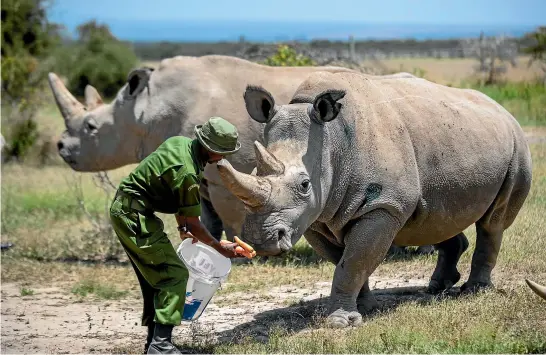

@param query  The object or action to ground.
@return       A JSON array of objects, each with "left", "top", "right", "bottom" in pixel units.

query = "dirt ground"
[
  {"left": 1, "top": 272, "right": 431, "bottom": 354},
  {"left": 2, "top": 128, "right": 545, "bottom": 354}
]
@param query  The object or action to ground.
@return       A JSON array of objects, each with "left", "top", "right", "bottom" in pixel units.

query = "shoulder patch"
[{"left": 188, "top": 183, "right": 200, "bottom": 193}]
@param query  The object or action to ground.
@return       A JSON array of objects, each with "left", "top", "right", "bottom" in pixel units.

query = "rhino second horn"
[
  {"left": 48, "top": 72, "right": 86, "bottom": 122},
  {"left": 84, "top": 84, "right": 104, "bottom": 110},
  {"left": 525, "top": 279, "right": 546, "bottom": 301},
  {"left": 254, "top": 141, "right": 285, "bottom": 176},
  {"left": 217, "top": 159, "right": 271, "bottom": 208}
]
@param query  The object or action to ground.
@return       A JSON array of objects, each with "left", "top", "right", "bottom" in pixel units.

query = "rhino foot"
[
  {"left": 325, "top": 309, "right": 363, "bottom": 328},
  {"left": 460, "top": 280, "right": 494, "bottom": 295},
  {"left": 357, "top": 295, "right": 380, "bottom": 315},
  {"left": 427, "top": 270, "right": 461, "bottom": 294}
]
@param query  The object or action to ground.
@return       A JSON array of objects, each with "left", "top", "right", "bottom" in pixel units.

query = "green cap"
[{"left": 194, "top": 117, "right": 241, "bottom": 155}]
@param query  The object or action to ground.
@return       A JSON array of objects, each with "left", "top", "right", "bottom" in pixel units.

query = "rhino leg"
[
  {"left": 427, "top": 232, "right": 469, "bottom": 294},
  {"left": 200, "top": 196, "right": 224, "bottom": 241},
  {"left": 303, "top": 227, "right": 343, "bottom": 264},
  {"left": 461, "top": 222, "right": 502, "bottom": 293},
  {"left": 305, "top": 227, "right": 380, "bottom": 317},
  {"left": 326, "top": 210, "right": 399, "bottom": 329}
]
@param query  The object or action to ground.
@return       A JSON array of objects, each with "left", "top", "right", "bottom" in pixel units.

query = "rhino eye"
[{"left": 300, "top": 179, "right": 311, "bottom": 193}]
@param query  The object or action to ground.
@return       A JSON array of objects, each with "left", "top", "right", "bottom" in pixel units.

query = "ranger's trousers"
[{"left": 109, "top": 190, "right": 189, "bottom": 326}]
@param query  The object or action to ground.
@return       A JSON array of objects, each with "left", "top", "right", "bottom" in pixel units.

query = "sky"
[
  {"left": 48, "top": 0, "right": 546, "bottom": 25},
  {"left": 46, "top": 0, "right": 546, "bottom": 42}
]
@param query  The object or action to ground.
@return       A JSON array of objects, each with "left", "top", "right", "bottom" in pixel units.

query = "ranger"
[{"left": 109, "top": 117, "right": 242, "bottom": 354}]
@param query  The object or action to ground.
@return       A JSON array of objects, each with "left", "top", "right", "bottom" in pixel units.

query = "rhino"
[
  {"left": 217, "top": 71, "right": 533, "bottom": 328},
  {"left": 47, "top": 55, "right": 356, "bottom": 240}
]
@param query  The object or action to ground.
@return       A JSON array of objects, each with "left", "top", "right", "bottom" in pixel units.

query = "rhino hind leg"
[
  {"left": 427, "top": 232, "right": 469, "bottom": 294},
  {"left": 460, "top": 223, "right": 501, "bottom": 294},
  {"left": 461, "top": 150, "right": 532, "bottom": 294}
]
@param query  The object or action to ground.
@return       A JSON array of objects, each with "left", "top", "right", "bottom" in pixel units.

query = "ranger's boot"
[
  {"left": 147, "top": 323, "right": 181, "bottom": 354},
  {"left": 144, "top": 322, "right": 155, "bottom": 354}
]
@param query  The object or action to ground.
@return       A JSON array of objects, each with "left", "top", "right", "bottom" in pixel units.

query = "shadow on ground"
[{"left": 173, "top": 284, "right": 459, "bottom": 353}]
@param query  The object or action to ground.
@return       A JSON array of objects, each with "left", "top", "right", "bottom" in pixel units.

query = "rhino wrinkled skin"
[
  {"left": 47, "top": 55, "right": 357, "bottom": 240},
  {"left": 217, "top": 71, "right": 535, "bottom": 328}
]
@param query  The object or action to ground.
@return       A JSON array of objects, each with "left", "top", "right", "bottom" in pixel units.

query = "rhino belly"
[{"left": 393, "top": 171, "right": 506, "bottom": 246}]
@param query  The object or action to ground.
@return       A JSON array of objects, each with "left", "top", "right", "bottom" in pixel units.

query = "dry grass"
[
  {"left": 362, "top": 56, "right": 545, "bottom": 85},
  {"left": 2, "top": 57, "right": 545, "bottom": 353}
]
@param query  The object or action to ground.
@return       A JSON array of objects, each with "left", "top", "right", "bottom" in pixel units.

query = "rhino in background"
[
  {"left": 47, "top": 55, "right": 358, "bottom": 241},
  {"left": 217, "top": 71, "right": 533, "bottom": 327}
]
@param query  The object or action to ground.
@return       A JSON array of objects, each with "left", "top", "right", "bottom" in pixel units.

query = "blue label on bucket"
[{"left": 182, "top": 295, "right": 202, "bottom": 320}]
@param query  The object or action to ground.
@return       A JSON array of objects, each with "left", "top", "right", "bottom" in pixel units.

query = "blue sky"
[
  {"left": 46, "top": 0, "right": 545, "bottom": 42},
  {"left": 48, "top": 0, "right": 545, "bottom": 25}
]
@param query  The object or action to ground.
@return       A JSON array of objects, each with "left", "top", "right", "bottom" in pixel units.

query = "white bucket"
[{"left": 176, "top": 238, "right": 231, "bottom": 321}]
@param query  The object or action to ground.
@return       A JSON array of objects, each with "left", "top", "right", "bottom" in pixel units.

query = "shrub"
[
  {"left": 263, "top": 44, "right": 316, "bottom": 67},
  {"left": 61, "top": 20, "right": 139, "bottom": 98}
]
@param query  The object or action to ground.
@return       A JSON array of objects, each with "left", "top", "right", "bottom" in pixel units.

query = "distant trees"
[
  {"left": 522, "top": 26, "right": 546, "bottom": 84},
  {"left": 460, "top": 32, "right": 518, "bottom": 85},
  {"left": 59, "top": 20, "right": 139, "bottom": 98},
  {"left": 1, "top": 0, "right": 61, "bottom": 161}
]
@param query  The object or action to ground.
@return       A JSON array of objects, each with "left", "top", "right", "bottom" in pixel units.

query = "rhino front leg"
[
  {"left": 305, "top": 227, "right": 378, "bottom": 314},
  {"left": 327, "top": 209, "right": 400, "bottom": 328}
]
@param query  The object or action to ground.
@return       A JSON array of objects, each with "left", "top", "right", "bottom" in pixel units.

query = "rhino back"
[{"left": 297, "top": 72, "right": 530, "bottom": 245}]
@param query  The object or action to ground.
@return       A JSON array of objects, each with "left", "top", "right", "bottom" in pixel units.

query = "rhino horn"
[
  {"left": 84, "top": 84, "right": 104, "bottom": 110},
  {"left": 525, "top": 279, "right": 546, "bottom": 301},
  {"left": 217, "top": 159, "right": 271, "bottom": 208},
  {"left": 254, "top": 141, "right": 285, "bottom": 176},
  {"left": 48, "top": 72, "right": 86, "bottom": 122}
]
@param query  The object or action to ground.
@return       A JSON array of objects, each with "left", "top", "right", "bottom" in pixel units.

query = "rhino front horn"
[
  {"left": 48, "top": 72, "right": 86, "bottom": 122},
  {"left": 525, "top": 279, "right": 546, "bottom": 301},
  {"left": 217, "top": 159, "right": 271, "bottom": 208},
  {"left": 254, "top": 141, "right": 284, "bottom": 176}
]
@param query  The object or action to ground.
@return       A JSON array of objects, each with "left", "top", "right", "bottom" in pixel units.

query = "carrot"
[
  {"left": 234, "top": 236, "right": 255, "bottom": 254},
  {"left": 219, "top": 239, "right": 255, "bottom": 258}
]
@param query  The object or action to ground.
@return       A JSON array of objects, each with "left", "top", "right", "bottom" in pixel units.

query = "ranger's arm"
[{"left": 165, "top": 168, "right": 237, "bottom": 258}]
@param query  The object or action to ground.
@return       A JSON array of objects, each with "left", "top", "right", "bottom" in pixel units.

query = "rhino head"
[
  {"left": 217, "top": 84, "right": 346, "bottom": 256},
  {"left": 48, "top": 67, "right": 155, "bottom": 171}
]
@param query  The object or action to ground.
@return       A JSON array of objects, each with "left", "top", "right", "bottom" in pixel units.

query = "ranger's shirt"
[{"left": 119, "top": 136, "right": 205, "bottom": 217}]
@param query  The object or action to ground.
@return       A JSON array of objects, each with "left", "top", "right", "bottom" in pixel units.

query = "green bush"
[
  {"left": 61, "top": 21, "right": 139, "bottom": 98},
  {"left": 263, "top": 45, "right": 316, "bottom": 67},
  {"left": 1, "top": 0, "right": 61, "bottom": 161},
  {"left": 470, "top": 81, "right": 546, "bottom": 126}
]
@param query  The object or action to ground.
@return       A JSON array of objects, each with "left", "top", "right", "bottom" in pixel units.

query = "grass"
[
  {"left": 468, "top": 81, "right": 546, "bottom": 126},
  {"left": 71, "top": 278, "right": 129, "bottom": 300},
  {"left": 1, "top": 57, "right": 546, "bottom": 353},
  {"left": 212, "top": 289, "right": 546, "bottom": 354},
  {"left": 20, "top": 287, "right": 34, "bottom": 296}
]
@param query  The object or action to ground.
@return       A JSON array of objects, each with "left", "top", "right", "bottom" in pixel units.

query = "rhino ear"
[
  {"left": 311, "top": 89, "right": 346, "bottom": 123},
  {"left": 125, "top": 67, "right": 154, "bottom": 99},
  {"left": 244, "top": 85, "right": 276, "bottom": 123}
]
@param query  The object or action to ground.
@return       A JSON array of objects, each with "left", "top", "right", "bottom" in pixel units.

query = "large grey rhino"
[
  {"left": 47, "top": 55, "right": 356, "bottom": 240},
  {"left": 217, "top": 71, "right": 533, "bottom": 328}
]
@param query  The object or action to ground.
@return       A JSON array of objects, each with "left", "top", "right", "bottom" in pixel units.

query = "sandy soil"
[{"left": 1, "top": 274, "right": 432, "bottom": 354}]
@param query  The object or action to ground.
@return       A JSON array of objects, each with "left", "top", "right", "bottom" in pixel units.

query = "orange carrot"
[{"left": 234, "top": 236, "right": 255, "bottom": 254}]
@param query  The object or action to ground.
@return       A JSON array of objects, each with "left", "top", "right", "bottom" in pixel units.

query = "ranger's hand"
[
  {"left": 214, "top": 241, "right": 239, "bottom": 258},
  {"left": 180, "top": 231, "right": 198, "bottom": 244}
]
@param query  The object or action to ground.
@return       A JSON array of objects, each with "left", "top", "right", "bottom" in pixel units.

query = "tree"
[
  {"left": 461, "top": 32, "right": 518, "bottom": 85},
  {"left": 62, "top": 20, "right": 139, "bottom": 98},
  {"left": 522, "top": 26, "right": 546, "bottom": 84},
  {"left": 1, "top": 0, "right": 61, "bottom": 161}
]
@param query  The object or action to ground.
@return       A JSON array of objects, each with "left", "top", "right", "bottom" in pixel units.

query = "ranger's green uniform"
[
  {"left": 109, "top": 117, "right": 241, "bottom": 354},
  {"left": 110, "top": 136, "right": 205, "bottom": 326}
]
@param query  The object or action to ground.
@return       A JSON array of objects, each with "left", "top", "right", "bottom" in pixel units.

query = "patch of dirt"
[{"left": 1, "top": 275, "right": 430, "bottom": 354}]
